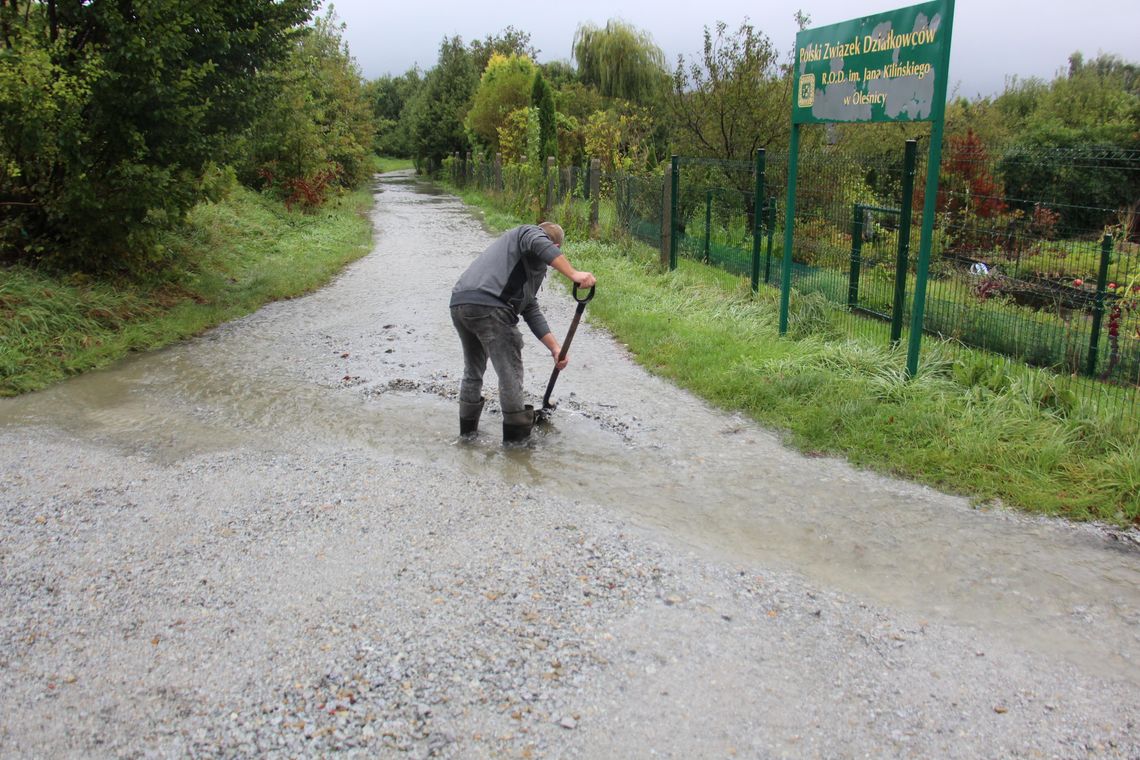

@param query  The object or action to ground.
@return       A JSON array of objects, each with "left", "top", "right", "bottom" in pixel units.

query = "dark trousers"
[{"left": 450, "top": 304, "right": 526, "bottom": 414}]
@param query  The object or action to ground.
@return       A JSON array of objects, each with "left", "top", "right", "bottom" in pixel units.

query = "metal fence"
[
  {"left": 439, "top": 142, "right": 1140, "bottom": 425},
  {"left": 664, "top": 142, "right": 1139, "bottom": 423}
]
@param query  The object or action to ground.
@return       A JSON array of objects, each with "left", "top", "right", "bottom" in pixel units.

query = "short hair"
[{"left": 538, "top": 221, "right": 564, "bottom": 247}]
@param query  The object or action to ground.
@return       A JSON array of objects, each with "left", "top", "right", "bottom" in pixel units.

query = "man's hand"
[
  {"left": 571, "top": 270, "right": 596, "bottom": 289},
  {"left": 551, "top": 255, "right": 596, "bottom": 289},
  {"left": 551, "top": 344, "right": 568, "bottom": 371}
]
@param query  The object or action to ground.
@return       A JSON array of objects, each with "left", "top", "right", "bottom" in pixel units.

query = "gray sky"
[{"left": 322, "top": 0, "right": 1138, "bottom": 99}]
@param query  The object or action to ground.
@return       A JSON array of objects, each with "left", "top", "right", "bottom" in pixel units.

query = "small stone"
[
  {"left": 994, "top": 705, "right": 1008, "bottom": 714},
  {"left": 559, "top": 716, "right": 577, "bottom": 730},
  {"left": 664, "top": 594, "right": 683, "bottom": 606}
]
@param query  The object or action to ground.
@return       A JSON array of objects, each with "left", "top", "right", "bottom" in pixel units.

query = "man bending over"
[{"left": 450, "top": 222, "right": 596, "bottom": 443}]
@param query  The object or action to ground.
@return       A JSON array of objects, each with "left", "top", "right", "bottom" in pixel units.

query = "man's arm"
[
  {"left": 540, "top": 332, "right": 568, "bottom": 370},
  {"left": 549, "top": 254, "right": 596, "bottom": 289}
]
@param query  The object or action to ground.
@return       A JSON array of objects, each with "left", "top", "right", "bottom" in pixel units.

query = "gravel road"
[{"left": 1, "top": 172, "right": 1138, "bottom": 758}]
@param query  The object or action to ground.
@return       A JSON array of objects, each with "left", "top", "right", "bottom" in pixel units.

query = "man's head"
[{"left": 538, "top": 222, "right": 564, "bottom": 247}]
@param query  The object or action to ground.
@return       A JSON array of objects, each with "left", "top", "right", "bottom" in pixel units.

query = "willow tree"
[{"left": 572, "top": 19, "right": 667, "bottom": 104}]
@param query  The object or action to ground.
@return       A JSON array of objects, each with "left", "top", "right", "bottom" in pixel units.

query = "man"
[{"left": 450, "top": 222, "right": 596, "bottom": 443}]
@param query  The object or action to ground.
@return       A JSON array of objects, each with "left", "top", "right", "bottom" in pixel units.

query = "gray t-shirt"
[{"left": 449, "top": 225, "right": 561, "bottom": 339}]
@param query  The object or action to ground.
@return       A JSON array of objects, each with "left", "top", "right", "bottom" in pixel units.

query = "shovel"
[{"left": 538, "top": 283, "right": 595, "bottom": 421}]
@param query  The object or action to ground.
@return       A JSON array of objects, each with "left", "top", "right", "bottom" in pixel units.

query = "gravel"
[
  {"left": 1, "top": 172, "right": 1138, "bottom": 758},
  {"left": 2, "top": 436, "right": 1137, "bottom": 758}
]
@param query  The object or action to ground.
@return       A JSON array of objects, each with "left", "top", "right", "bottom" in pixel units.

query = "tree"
[
  {"left": 555, "top": 112, "right": 585, "bottom": 167},
  {"left": 541, "top": 60, "right": 578, "bottom": 90},
  {"left": 367, "top": 69, "right": 423, "bottom": 157},
  {"left": 996, "top": 52, "right": 1140, "bottom": 231},
  {"left": 1069, "top": 52, "right": 1140, "bottom": 97},
  {"left": 497, "top": 107, "right": 533, "bottom": 165},
  {"left": 532, "top": 70, "right": 557, "bottom": 163},
  {"left": 238, "top": 10, "right": 375, "bottom": 204},
  {"left": 1, "top": 0, "right": 316, "bottom": 270},
  {"left": 583, "top": 104, "right": 654, "bottom": 172},
  {"left": 572, "top": 20, "right": 667, "bottom": 104},
  {"left": 469, "top": 26, "right": 537, "bottom": 75},
  {"left": 668, "top": 19, "right": 789, "bottom": 162},
  {"left": 407, "top": 36, "right": 478, "bottom": 167},
  {"left": 555, "top": 82, "right": 606, "bottom": 124},
  {"left": 464, "top": 53, "right": 535, "bottom": 153}
]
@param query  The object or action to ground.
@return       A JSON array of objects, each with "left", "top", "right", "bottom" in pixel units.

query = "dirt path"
[{"left": 1, "top": 172, "right": 1137, "bottom": 758}]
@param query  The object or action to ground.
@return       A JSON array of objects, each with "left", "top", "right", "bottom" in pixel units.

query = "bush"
[{"left": 0, "top": 0, "right": 316, "bottom": 272}]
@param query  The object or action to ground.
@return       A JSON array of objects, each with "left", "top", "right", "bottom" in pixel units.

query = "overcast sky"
[{"left": 321, "top": 0, "right": 1137, "bottom": 99}]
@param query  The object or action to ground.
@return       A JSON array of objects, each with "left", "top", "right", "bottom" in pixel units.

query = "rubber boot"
[
  {"left": 459, "top": 398, "right": 485, "bottom": 437},
  {"left": 502, "top": 405, "right": 536, "bottom": 444}
]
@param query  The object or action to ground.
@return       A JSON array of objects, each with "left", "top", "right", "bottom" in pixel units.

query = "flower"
[{"left": 1073, "top": 278, "right": 1083, "bottom": 287}]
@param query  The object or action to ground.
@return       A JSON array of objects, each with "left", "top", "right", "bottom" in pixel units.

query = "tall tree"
[
  {"left": 407, "top": 36, "right": 478, "bottom": 167},
  {"left": 540, "top": 60, "right": 578, "bottom": 90},
  {"left": 464, "top": 53, "right": 535, "bottom": 153},
  {"left": 238, "top": 10, "right": 375, "bottom": 199},
  {"left": 572, "top": 20, "right": 667, "bottom": 104},
  {"left": 368, "top": 68, "right": 423, "bottom": 157},
  {"left": 667, "top": 19, "right": 789, "bottom": 162},
  {"left": 469, "top": 26, "right": 537, "bottom": 75},
  {"left": 531, "top": 70, "right": 557, "bottom": 162}
]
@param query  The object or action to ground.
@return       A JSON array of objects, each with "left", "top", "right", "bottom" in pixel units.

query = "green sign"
[
  {"left": 780, "top": 0, "right": 956, "bottom": 379},
  {"left": 793, "top": 0, "right": 951, "bottom": 124}
]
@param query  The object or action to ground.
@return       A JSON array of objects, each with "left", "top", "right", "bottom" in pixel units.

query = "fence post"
[
  {"left": 890, "top": 139, "right": 919, "bottom": 346},
  {"left": 669, "top": 155, "right": 679, "bottom": 270},
  {"left": 750, "top": 148, "right": 767, "bottom": 292},
  {"left": 764, "top": 200, "right": 776, "bottom": 285},
  {"left": 560, "top": 166, "right": 571, "bottom": 202},
  {"left": 589, "top": 158, "right": 601, "bottom": 237},
  {"left": 848, "top": 203, "right": 864, "bottom": 309},
  {"left": 703, "top": 190, "right": 713, "bottom": 263},
  {"left": 464, "top": 151, "right": 471, "bottom": 185},
  {"left": 544, "top": 156, "right": 556, "bottom": 218},
  {"left": 661, "top": 163, "right": 673, "bottom": 269},
  {"left": 623, "top": 174, "right": 632, "bottom": 229},
  {"left": 494, "top": 153, "right": 502, "bottom": 192},
  {"left": 778, "top": 125, "right": 801, "bottom": 335},
  {"left": 1086, "top": 233, "right": 1114, "bottom": 378}
]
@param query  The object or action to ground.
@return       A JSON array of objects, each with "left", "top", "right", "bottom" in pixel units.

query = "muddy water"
[{"left": 3, "top": 171, "right": 1138, "bottom": 684}]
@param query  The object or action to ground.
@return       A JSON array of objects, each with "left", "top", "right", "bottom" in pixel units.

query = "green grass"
[
  {"left": 372, "top": 155, "right": 415, "bottom": 173},
  {"left": 1, "top": 183, "right": 374, "bottom": 396},
  {"left": 452, "top": 184, "right": 1140, "bottom": 526}
]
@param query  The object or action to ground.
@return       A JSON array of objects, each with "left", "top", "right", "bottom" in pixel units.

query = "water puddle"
[{"left": 3, "top": 171, "right": 1137, "bottom": 685}]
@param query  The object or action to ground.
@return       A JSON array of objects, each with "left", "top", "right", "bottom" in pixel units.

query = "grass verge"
[
  {"left": 372, "top": 156, "right": 415, "bottom": 173},
  {"left": 1, "top": 182, "right": 374, "bottom": 396},
  {"left": 454, "top": 185, "right": 1140, "bottom": 526}
]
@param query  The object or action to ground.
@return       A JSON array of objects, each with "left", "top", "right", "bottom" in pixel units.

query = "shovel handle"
[{"left": 543, "top": 285, "right": 595, "bottom": 409}]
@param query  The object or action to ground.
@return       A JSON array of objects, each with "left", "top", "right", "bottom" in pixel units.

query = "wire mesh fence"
[
  {"left": 665, "top": 141, "right": 1139, "bottom": 422},
  {"left": 919, "top": 142, "right": 1139, "bottom": 419},
  {"left": 611, "top": 172, "right": 664, "bottom": 249}
]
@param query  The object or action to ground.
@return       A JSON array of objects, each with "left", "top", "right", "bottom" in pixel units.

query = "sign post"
[{"left": 780, "top": 0, "right": 955, "bottom": 375}]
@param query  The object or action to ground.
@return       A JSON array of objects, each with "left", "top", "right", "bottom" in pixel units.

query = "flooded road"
[{"left": 3, "top": 171, "right": 1137, "bottom": 690}]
